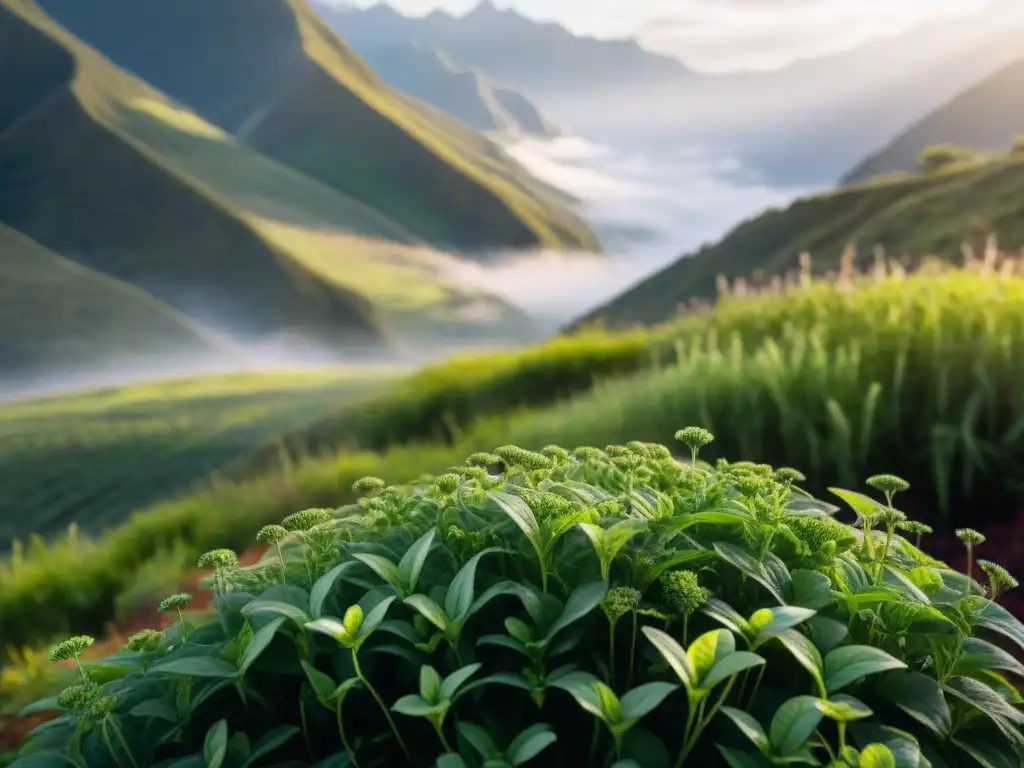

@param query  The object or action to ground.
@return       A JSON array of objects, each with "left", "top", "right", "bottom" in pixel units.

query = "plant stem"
[
  {"left": 72, "top": 655, "right": 89, "bottom": 685},
  {"left": 747, "top": 666, "right": 766, "bottom": 708},
  {"left": 176, "top": 607, "right": 186, "bottom": 635},
  {"left": 626, "top": 611, "right": 638, "bottom": 690},
  {"left": 677, "top": 696, "right": 699, "bottom": 768},
  {"left": 432, "top": 720, "right": 455, "bottom": 753},
  {"left": 682, "top": 615, "right": 689, "bottom": 648},
  {"left": 837, "top": 722, "right": 847, "bottom": 753},
  {"left": 588, "top": 717, "right": 600, "bottom": 764},
  {"left": 106, "top": 716, "right": 140, "bottom": 768},
  {"left": 276, "top": 541, "right": 287, "bottom": 585},
  {"left": 335, "top": 699, "right": 361, "bottom": 767},
  {"left": 964, "top": 544, "right": 974, "bottom": 598},
  {"left": 608, "top": 618, "right": 617, "bottom": 687},
  {"left": 352, "top": 650, "right": 412, "bottom": 763}
]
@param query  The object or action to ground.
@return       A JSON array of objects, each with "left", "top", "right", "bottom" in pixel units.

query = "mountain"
[
  {"left": 575, "top": 153, "right": 1024, "bottom": 330},
  {"left": 0, "top": 0, "right": 545, "bottom": 384},
  {"left": 33, "top": 0, "right": 596, "bottom": 252},
  {"left": 0, "top": 224, "right": 239, "bottom": 386},
  {"left": 314, "top": 3, "right": 558, "bottom": 138},
  {"left": 844, "top": 58, "right": 1024, "bottom": 184},
  {"left": 334, "top": 2, "right": 1024, "bottom": 186}
]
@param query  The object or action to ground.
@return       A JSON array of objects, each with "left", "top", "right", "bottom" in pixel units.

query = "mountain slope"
[
  {"left": 34, "top": 0, "right": 596, "bottom": 252},
  {"left": 0, "top": 0, "right": 538, "bottom": 372},
  {"left": 844, "top": 58, "right": 1024, "bottom": 184},
  {"left": 0, "top": 224, "right": 238, "bottom": 386},
  {"left": 576, "top": 155, "right": 1024, "bottom": 329}
]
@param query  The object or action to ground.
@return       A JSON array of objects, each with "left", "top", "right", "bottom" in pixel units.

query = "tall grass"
[{"left": 3, "top": 259, "right": 1024, "bottom": 653}]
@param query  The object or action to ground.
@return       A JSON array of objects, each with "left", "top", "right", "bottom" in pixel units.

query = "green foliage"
[
  {"left": 13, "top": 433, "right": 1024, "bottom": 768},
  {"left": 1010, "top": 135, "right": 1024, "bottom": 157},
  {"left": 0, "top": 371, "right": 387, "bottom": 550},
  {"left": 917, "top": 145, "right": 980, "bottom": 174}
]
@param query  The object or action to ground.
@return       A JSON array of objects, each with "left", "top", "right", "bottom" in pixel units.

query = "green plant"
[{"left": 12, "top": 429, "right": 1024, "bottom": 767}]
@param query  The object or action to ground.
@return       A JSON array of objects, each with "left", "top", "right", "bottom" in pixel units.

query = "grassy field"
[
  {"left": 579, "top": 152, "right": 1024, "bottom": 329},
  {"left": 0, "top": 369, "right": 396, "bottom": 553},
  {"left": 3, "top": 261, "right": 1024, "bottom": 655},
  {"left": 32, "top": 0, "right": 597, "bottom": 253}
]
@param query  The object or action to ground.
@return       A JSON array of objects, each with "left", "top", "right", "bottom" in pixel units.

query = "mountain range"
[
  {"left": 0, "top": 0, "right": 598, "bottom": 385},
  {"left": 331, "top": 1, "right": 1024, "bottom": 185}
]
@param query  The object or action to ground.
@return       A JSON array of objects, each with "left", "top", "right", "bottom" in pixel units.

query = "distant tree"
[
  {"left": 1011, "top": 134, "right": 1024, "bottom": 156},
  {"left": 917, "top": 144, "right": 978, "bottom": 173}
]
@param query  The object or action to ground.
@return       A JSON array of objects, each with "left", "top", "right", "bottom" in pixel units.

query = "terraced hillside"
[
  {"left": 0, "top": 0, "right": 540, "bottom": 372},
  {"left": 34, "top": 0, "right": 595, "bottom": 251},
  {"left": 0, "top": 224, "right": 238, "bottom": 384},
  {"left": 845, "top": 57, "right": 1024, "bottom": 183},
  {"left": 577, "top": 153, "right": 1024, "bottom": 329},
  {"left": 0, "top": 369, "right": 394, "bottom": 550}
]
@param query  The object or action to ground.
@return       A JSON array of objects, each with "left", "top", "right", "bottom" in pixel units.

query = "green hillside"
[
  {"left": 844, "top": 57, "right": 1024, "bottom": 183},
  {"left": 0, "top": 224, "right": 238, "bottom": 383},
  {"left": 0, "top": 0, "right": 542, "bottom": 375},
  {"left": 34, "top": 0, "right": 596, "bottom": 252},
  {"left": 577, "top": 153, "right": 1024, "bottom": 329},
  {"left": 0, "top": 369, "right": 393, "bottom": 551}
]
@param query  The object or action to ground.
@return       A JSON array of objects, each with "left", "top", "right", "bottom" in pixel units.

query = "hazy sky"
[{"left": 343, "top": 0, "right": 994, "bottom": 72}]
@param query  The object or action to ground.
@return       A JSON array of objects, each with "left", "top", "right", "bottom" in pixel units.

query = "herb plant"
[{"left": 12, "top": 430, "right": 1024, "bottom": 767}]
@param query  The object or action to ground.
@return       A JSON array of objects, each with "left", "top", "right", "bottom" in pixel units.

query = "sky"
[{"left": 342, "top": 0, "right": 994, "bottom": 72}]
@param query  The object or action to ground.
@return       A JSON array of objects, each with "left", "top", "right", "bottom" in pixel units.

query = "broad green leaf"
[
  {"left": 489, "top": 491, "right": 542, "bottom": 546},
  {"left": 849, "top": 723, "right": 922, "bottom": 768},
  {"left": 458, "top": 722, "right": 499, "bottom": 759},
  {"left": 720, "top": 706, "right": 770, "bottom": 754},
  {"left": 420, "top": 665, "right": 443, "bottom": 702},
  {"left": 774, "top": 630, "right": 825, "bottom": 695},
  {"left": 446, "top": 548, "right": 503, "bottom": 621},
  {"left": 18, "top": 697, "right": 61, "bottom": 716},
  {"left": 700, "top": 651, "right": 765, "bottom": 692},
  {"left": 806, "top": 616, "right": 848, "bottom": 654},
  {"left": 238, "top": 616, "right": 286, "bottom": 675},
  {"left": 301, "top": 661, "right": 337, "bottom": 706},
  {"left": 943, "top": 676, "right": 1024, "bottom": 729},
  {"left": 437, "top": 756, "right": 470, "bottom": 768},
  {"left": 955, "top": 637, "right": 1024, "bottom": 679},
  {"left": 305, "top": 618, "right": 355, "bottom": 646},
  {"left": 716, "top": 745, "right": 768, "bottom": 768},
  {"left": 508, "top": 724, "right": 557, "bottom": 765},
  {"left": 828, "top": 488, "right": 884, "bottom": 522},
  {"left": 971, "top": 601, "right": 1024, "bottom": 653},
  {"left": 603, "top": 519, "right": 649, "bottom": 551},
  {"left": 618, "top": 726, "right": 671, "bottom": 768},
  {"left": 545, "top": 581, "right": 607, "bottom": 642},
  {"left": 468, "top": 581, "right": 527, "bottom": 623},
  {"left": 358, "top": 595, "right": 396, "bottom": 639},
  {"left": 391, "top": 694, "right": 445, "bottom": 717},
  {"left": 823, "top": 645, "right": 906, "bottom": 694},
  {"left": 397, "top": 528, "right": 436, "bottom": 594},
  {"left": 241, "top": 726, "right": 300, "bottom": 768},
  {"left": 818, "top": 694, "right": 872, "bottom": 723},
  {"left": 129, "top": 699, "right": 177, "bottom": 723},
  {"left": 858, "top": 744, "right": 896, "bottom": 768},
  {"left": 241, "top": 599, "right": 312, "bottom": 628},
  {"left": 642, "top": 626, "right": 695, "bottom": 689},
  {"left": 769, "top": 696, "right": 826, "bottom": 756},
  {"left": 309, "top": 563, "right": 355, "bottom": 619},
  {"left": 404, "top": 594, "right": 449, "bottom": 634},
  {"left": 440, "top": 663, "right": 483, "bottom": 701},
  {"left": 350, "top": 553, "right": 402, "bottom": 592},
  {"left": 884, "top": 672, "right": 951, "bottom": 737},
  {"left": 550, "top": 671, "right": 606, "bottom": 719},
  {"left": 203, "top": 720, "right": 228, "bottom": 768},
  {"left": 455, "top": 672, "right": 535, "bottom": 701},
  {"left": 687, "top": 629, "right": 735, "bottom": 684},
  {"left": 790, "top": 570, "right": 833, "bottom": 610},
  {"left": 6, "top": 754, "right": 80, "bottom": 767},
  {"left": 150, "top": 657, "right": 238, "bottom": 679},
  {"left": 714, "top": 542, "right": 785, "bottom": 603},
  {"left": 619, "top": 682, "right": 678, "bottom": 720},
  {"left": 703, "top": 598, "right": 753, "bottom": 637},
  {"left": 750, "top": 607, "right": 816, "bottom": 639},
  {"left": 951, "top": 733, "right": 1022, "bottom": 768}
]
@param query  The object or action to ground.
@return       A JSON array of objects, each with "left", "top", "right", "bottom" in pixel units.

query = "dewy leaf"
[
  {"left": 238, "top": 616, "right": 286, "bottom": 676},
  {"left": 446, "top": 547, "right": 503, "bottom": 622},
  {"left": 769, "top": 696, "right": 826, "bottom": 756},
  {"left": 641, "top": 627, "right": 695, "bottom": 689},
  {"left": 714, "top": 542, "right": 785, "bottom": 603},
  {"left": 150, "top": 656, "right": 239, "bottom": 679},
  {"left": 507, "top": 723, "right": 558, "bottom": 766},
  {"left": 397, "top": 528, "right": 437, "bottom": 594},
  {"left": 545, "top": 581, "right": 608, "bottom": 642},
  {"left": 883, "top": 671, "right": 951, "bottom": 737},
  {"left": 823, "top": 646, "right": 907, "bottom": 694},
  {"left": 720, "top": 707, "right": 770, "bottom": 755},
  {"left": 618, "top": 682, "right": 678, "bottom": 721},
  {"left": 203, "top": 719, "right": 229, "bottom": 768}
]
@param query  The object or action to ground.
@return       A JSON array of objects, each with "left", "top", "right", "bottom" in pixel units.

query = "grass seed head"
[
  {"left": 979, "top": 560, "right": 1019, "bottom": 591},
  {"left": 57, "top": 683, "right": 98, "bottom": 711},
  {"left": 660, "top": 570, "right": 710, "bottom": 617},
  {"left": 429, "top": 473, "right": 460, "bottom": 496},
  {"left": 956, "top": 528, "right": 986, "bottom": 546},
  {"left": 197, "top": 548, "right": 239, "bottom": 569},
  {"left": 257, "top": 524, "right": 288, "bottom": 543},
  {"left": 541, "top": 445, "right": 570, "bottom": 462},
  {"left": 866, "top": 474, "right": 910, "bottom": 496},
  {"left": 774, "top": 467, "right": 807, "bottom": 484},
  {"left": 89, "top": 696, "right": 118, "bottom": 717},
  {"left": 466, "top": 452, "right": 501, "bottom": 467},
  {"left": 674, "top": 427, "right": 714, "bottom": 452},
  {"left": 157, "top": 593, "right": 193, "bottom": 613},
  {"left": 352, "top": 476, "right": 385, "bottom": 496},
  {"left": 493, "top": 445, "right": 553, "bottom": 471},
  {"left": 600, "top": 587, "right": 641, "bottom": 623},
  {"left": 125, "top": 629, "right": 162, "bottom": 653},
  {"left": 281, "top": 509, "right": 333, "bottom": 532}
]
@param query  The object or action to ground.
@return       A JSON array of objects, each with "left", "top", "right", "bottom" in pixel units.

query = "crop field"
[{"left": 0, "top": 369, "right": 396, "bottom": 552}]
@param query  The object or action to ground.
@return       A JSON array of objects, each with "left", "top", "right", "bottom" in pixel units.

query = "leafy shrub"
[
  {"left": 13, "top": 430, "right": 1024, "bottom": 768},
  {"left": 1011, "top": 135, "right": 1024, "bottom": 157},
  {"left": 917, "top": 145, "right": 979, "bottom": 174}
]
